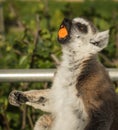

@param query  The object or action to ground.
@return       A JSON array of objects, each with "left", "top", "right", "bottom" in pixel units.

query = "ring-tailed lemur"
[{"left": 9, "top": 17, "right": 118, "bottom": 130}]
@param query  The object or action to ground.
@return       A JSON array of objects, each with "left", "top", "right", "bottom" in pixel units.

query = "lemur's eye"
[{"left": 76, "top": 22, "right": 88, "bottom": 33}]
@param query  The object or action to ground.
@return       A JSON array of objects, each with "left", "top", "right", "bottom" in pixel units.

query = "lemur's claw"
[
  {"left": 8, "top": 90, "right": 28, "bottom": 107},
  {"left": 14, "top": 91, "right": 28, "bottom": 103}
]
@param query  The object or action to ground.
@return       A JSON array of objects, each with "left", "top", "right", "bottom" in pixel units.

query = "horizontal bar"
[
  {"left": 107, "top": 68, "right": 118, "bottom": 81},
  {"left": 0, "top": 69, "right": 117, "bottom": 82},
  {"left": 0, "top": 69, "right": 56, "bottom": 82}
]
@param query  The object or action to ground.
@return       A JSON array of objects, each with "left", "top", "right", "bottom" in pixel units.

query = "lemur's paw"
[
  {"left": 8, "top": 90, "right": 28, "bottom": 107},
  {"left": 34, "top": 114, "right": 53, "bottom": 129}
]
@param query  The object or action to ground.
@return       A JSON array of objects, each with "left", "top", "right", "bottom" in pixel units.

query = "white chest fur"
[{"left": 51, "top": 57, "right": 89, "bottom": 130}]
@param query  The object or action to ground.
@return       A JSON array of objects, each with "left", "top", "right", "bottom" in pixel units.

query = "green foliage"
[{"left": 0, "top": 0, "right": 118, "bottom": 129}]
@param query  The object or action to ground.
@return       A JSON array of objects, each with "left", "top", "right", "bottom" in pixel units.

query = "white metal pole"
[{"left": 0, "top": 69, "right": 117, "bottom": 82}]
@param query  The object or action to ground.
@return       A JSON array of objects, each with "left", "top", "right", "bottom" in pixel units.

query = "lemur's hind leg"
[
  {"left": 34, "top": 114, "right": 53, "bottom": 130},
  {"left": 8, "top": 89, "right": 52, "bottom": 112}
]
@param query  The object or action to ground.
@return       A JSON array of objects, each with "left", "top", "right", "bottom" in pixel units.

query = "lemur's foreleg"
[
  {"left": 8, "top": 89, "right": 52, "bottom": 112},
  {"left": 34, "top": 114, "right": 53, "bottom": 130}
]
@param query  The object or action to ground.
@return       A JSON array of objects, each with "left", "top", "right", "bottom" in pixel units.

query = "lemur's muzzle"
[{"left": 58, "top": 18, "right": 72, "bottom": 43}]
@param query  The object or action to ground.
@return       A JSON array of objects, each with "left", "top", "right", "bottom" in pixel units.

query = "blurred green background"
[{"left": 0, "top": 0, "right": 118, "bottom": 129}]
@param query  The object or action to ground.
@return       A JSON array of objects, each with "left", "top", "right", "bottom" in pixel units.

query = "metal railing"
[{"left": 0, "top": 69, "right": 118, "bottom": 82}]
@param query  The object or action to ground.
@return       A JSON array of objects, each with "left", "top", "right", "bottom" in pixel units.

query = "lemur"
[{"left": 9, "top": 17, "right": 118, "bottom": 130}]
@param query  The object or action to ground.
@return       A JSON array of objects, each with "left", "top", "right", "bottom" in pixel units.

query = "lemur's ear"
[{"left": 90, "top": 30, "right": 109, "bottom": 51}]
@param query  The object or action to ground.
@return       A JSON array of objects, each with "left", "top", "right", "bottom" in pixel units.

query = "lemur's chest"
[{"left": 51, "top": 66, "right": 89, "bottom": 130}]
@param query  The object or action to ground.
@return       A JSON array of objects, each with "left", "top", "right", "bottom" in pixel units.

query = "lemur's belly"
[
  {"left": 52, "top": 98, "right": 88, "bottom": 130},
  {"left": 51, "top": 67, "right": 89, "bottom": 130}
]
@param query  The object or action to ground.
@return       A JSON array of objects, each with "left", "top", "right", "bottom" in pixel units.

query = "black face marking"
[
  {"left": 76, "top": 22, "right": 88, "bottom": 33},
  {"left": 81, "top": 18, "right": 98, "bottom": 33}
]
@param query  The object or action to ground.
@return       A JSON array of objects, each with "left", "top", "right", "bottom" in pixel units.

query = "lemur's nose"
[{"left": 63, "top": 18, "right": 71, "bottom": 25}]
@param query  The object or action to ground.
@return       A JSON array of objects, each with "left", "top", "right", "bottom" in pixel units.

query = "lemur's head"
[{"left": 58, "top": 17, "right": 109, "bottom": 55}]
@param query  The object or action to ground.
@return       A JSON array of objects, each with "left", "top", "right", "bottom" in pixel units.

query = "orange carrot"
[{"left": 58, "top": 26, "right": 68, "bottom": 38}]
